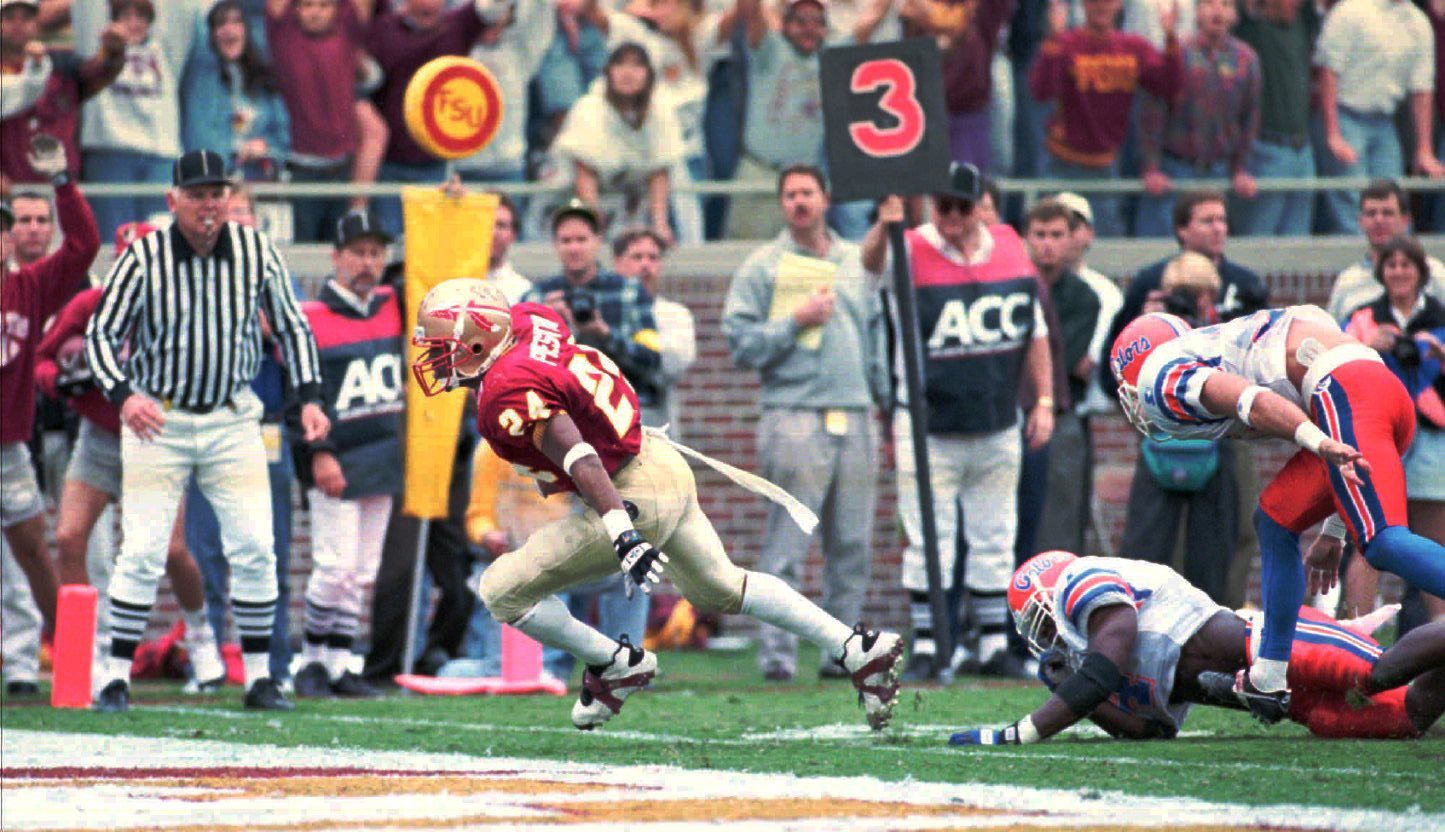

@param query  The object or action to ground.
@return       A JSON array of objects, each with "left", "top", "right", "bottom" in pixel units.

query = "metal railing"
[{"left": 58, "top": 175, "right": 1445, "bottom": 201}]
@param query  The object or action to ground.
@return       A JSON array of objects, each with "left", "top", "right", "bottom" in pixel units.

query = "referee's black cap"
[
  {"left": 0, "top": 201, "right": 12, "bottom": 232},
  {"left": 172, "top": 150, "right": 231, "bottom": 189},
  {"left": 335, "top": 210, "right": 393, "bottom": 249}
]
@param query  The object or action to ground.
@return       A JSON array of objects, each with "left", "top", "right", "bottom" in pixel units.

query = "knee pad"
[
  {"left": 686, "top": 566, "right": 746, "bottom": 616},
  {"left": 476, "top": 565, "right": 532, "bottom": 624}
]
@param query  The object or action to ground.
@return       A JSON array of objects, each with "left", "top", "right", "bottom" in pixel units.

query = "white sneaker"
[
  {"left": 182, "top": 625, "right": 227, "bottom": 694},
  {"left": 840, "top": 625, "right": 904, "bottom": 731},
  {"left": 570, "top": 636, "right": 656, "bottom": 731}
]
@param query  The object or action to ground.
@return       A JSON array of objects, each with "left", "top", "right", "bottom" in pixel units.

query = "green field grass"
[{"left": 4, "top": 647, "right": 1442, "bottom": 814}]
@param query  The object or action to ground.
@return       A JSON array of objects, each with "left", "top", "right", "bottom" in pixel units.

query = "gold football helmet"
[{"left": 411, "top": 278, "right": 514, "bottom": 396}]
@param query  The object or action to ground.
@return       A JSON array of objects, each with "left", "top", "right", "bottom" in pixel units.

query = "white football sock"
[
  {"left": 242, "top": 652, "right": 271, "bottom": 687},
  {"left": 105, "top": 657, "right": 132, "bottom": 686},
  {"left": 1249, "top": 658, "right": 1289, "bottom": 693},
  {"left": 302, "top": 641, "right": 325, "bottom": 663},
  {"left": 324, "top": 648, "right": 351, "bottom": 681},
  {"left": 512, "top": 595, "right": 619, "bottom": 667},
  {"left": 739, "top": 571, "right": 853, "bottom": 660},
  {"left": 180, "top": 604, "right": 211, "bottom": 644},
  {"left": 976, "top": 633, "right": 1008, "bottom": 664}
]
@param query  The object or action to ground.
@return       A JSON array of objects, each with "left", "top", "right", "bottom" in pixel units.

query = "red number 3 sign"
[{"left": 847, "top": 58, "right": 926, "bottom": 158}]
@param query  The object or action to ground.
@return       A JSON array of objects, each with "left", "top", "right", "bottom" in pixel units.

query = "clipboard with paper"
[{"left": 768, "top": 252, "right": 837, "bottom": 350}]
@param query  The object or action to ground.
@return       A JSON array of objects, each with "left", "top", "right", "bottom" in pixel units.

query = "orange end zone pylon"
[{"left": 51, "top": 584, "right": 97, "bottom": 708}]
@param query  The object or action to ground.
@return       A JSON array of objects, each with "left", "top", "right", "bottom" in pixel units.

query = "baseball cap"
[
  {"left": 1053, "top": 191, "right": 1094, "bottom": 227},
  {"left": 550, "top": 198, "right": 601, "bottom": 235},
  {"left": 335, "top": 210, "right": 393, "bottom": 249},
  {"left": 937, "top": 161, "right": 983, "bottom": 202},
  {"left": 171, "top": 149, "right": 231, "bottom": 189},
  {"left": 0, "top": 202, "right": 13, "bottom": 232},
  {"left": 783, "top": 0, "right": 825, "bottom": 16},
  {"left": 0, "top": 1, "right": 42, "bottom": 12},
  {"left": 114, "top": 221, "right": 157, "bottom": 255}
]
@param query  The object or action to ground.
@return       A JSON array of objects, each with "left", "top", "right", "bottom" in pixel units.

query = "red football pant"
[{"left": 1258, "top": 360, "right": 1414, "bottom": 547}]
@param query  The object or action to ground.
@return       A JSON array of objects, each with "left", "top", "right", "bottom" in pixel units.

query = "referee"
[{"left": 85, "top": 150, "right": 330, "bottom": 712}]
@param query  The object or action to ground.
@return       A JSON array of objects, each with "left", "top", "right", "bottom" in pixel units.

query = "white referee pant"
[
  {"left": 893, "top": 410, "right": 1021, "bottom": 594},
  {"left": 304, "top": 491, "right": 393, "bottom": 637},
  {"left": 109, "top": 389, "right": 275, "bottom": 608},
  {"left": 1, "top": 541, "right": 41, "bottom": 683}
]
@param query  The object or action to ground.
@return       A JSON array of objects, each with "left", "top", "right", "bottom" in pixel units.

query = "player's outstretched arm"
[
  {"left": 1199, "top": 372, "right": 1370, "bottom": 486},
  {"left": 951, "top": 605, "right": 1140, "bottom": 746},
  {"left": 536, "top": 413, "right": 669, "bottom": 594}
]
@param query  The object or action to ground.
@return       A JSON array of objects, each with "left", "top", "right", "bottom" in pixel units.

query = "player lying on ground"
[
  {"left": 946, "top": 551, "right": 1445, "bottom": 745},
  {"left": 412, "top": 279, "right": 903, "bottom": 730},
  {"left": 1110, "top": 306, "right": 1445, "bottom": 717}
]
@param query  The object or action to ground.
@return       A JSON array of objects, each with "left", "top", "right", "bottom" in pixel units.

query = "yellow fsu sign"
[{"left": 403, "top": 56, "right": 504, "bottom": 160}]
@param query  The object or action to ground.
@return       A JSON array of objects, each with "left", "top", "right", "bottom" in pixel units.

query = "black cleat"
[
  {"left": 292, "top": 662, "right": 334, "bottom": 699},
  {"left": 5, "top": 680, "right": 40, "bottom": 697},
  {"left": 93, "top": 680, "right": 130, "bottom": 713},
  {"left": 244, "top": 678, "right": 296, "bottom": 711},
  {"left": 762, "top": 666, "right": 794, "bottom": 682},
  {"left": 1199, "top": 670, "right": 1291, "bottom": 724},
  {"left": 331, "top": 671, "right": 382, "bottom": 698}
]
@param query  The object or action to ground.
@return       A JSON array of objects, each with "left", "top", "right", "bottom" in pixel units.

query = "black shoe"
[
  {"left": 901, "top": 652, "right": 938, "bottom": 683},
  {"left": 292, "top": 662, "right": 334, "bottom": 699},
  {"left": 331, "top": 671, "right": 381, "bottom": 698},
  {"left": 93, "top": 680, "right": 130, "bottom": 713},
  {"left": 416, "top": 646, "right": 451, "bottom": 677},
  {"left": 976, "top": 651, "right": 1036, "bottom": 680},
  {"left": 762, "top": 666, "right": 794, "bottom": 682},
  {"left": 1200, "top": 670, "right": 1291, "bottom": 724},
  {"left": 5, "top": 680, "right": 40, "bottom": 697},
  {"left": 244, "top": 678, "right": 296, "bottom": 711},
  {"left": 818, "top": 661, "right": 849, "bottom": 680}
]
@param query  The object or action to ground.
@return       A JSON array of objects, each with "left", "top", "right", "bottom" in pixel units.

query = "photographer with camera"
[
  {"left": 1341, "top": 235, "right": 1445, "bottom": 629},
  {"left": 526, "top": 199, "right": 663, "bottom": 411}
]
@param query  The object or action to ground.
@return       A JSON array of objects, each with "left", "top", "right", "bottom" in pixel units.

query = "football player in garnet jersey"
[
  {"left": 412, "top": 279, "right": 904, "bottom": 731},
  {"left": 1109, "top": 307, "right": 1445, "bottom": 722},
  {"left": 946, "top": 552, "right": 1445, "bottom": 746}
]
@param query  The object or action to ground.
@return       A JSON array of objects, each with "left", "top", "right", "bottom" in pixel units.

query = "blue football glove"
[{"left": 948, "top": 723, "right": 1023, "bottom": 746}]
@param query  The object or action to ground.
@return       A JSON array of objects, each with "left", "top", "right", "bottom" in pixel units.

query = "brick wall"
[{"left": 129, "top": 267, "right": 1373, "bottom": 644}]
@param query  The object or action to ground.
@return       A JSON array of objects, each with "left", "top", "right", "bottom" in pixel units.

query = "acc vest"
[
  {"left": 907, "top": 224, "right": 1038, "bottom": 434},
  {"left": 303, "top": 285, "right": 405, "bottom": 499}
]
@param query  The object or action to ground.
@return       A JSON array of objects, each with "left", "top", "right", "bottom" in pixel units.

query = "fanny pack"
[{"left": 1140, "top": 437, "right": 1220, "bottom": 493}]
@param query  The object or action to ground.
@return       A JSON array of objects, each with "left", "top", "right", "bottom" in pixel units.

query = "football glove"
[
  {"left": 948, "top": 722, "right": 1025, "bottom": 746},
  {"left": 614, "top": 529, "right": 668, "bottom": 595}
]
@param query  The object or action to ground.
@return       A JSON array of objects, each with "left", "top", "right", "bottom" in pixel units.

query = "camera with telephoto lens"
[
  {"left": 55, "top": 361, "right": 95, "bottom": 397},
  {"left": 566, "top": 287, "right": 598, "bottom": 326},
  {"left": 1391, "top": 334, "right": 1422, "bottom": 367}
]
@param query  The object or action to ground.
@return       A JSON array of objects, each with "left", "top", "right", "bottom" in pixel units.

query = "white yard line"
[
  {"left": 3, "top": 730, "right": 1441, "bottom": 832},
  {"left": 147, "top": 706, "right": 1439, "bottom": 782}
]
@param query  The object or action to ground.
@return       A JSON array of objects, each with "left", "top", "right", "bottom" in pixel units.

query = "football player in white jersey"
[
  {"left": 946, "top": 552, "right": 1445, "bottom": 745},
  {"left": 1109, "top": 308, "right": 1445, "bottom": 720}
]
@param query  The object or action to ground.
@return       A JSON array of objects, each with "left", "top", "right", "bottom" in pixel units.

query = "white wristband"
[
  {"left": 1016, "top": 715, "right": 1042, "bottom": 745},
  {"left": 601, "top": 508, "right": 633, "bottom": 541},
  {"left": 561, "top": 442, "right": 598, "bottom": 475},
  {"left": 1321, "top": 514, "right": 1348, "bottom": 540},
  {"left": 1294, "top": 421, "right": 1328, "bottom": 455},
  {"left": 1235, "top": 385, "right": 1268, "bottom": 428}
]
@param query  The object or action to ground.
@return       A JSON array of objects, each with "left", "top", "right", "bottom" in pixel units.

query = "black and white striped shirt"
[{"left": 85, "top": 222, "right": 323, "bottom": 411}]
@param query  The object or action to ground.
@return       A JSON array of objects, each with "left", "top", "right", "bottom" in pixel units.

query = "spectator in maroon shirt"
[
  {"left": 939, "top": 0, "right": 1016, "bottom": 173},
  {"left": 0, "top": 0, "right": 126, "bottom": 194},
  {"left": 365, "top": 0, "right": 507, "bottom": 235},
  {"left": 266, "top": 0, "right": 390, "bottom": 242},
  {"left": 1029, "top": 0, "right": 1183, "bottom": 237}
]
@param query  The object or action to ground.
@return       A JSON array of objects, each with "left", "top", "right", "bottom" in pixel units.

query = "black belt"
[
  {"left": 1256, "top": 129, "right": 1308, "bottom": 150},
  {"left": 1162, "top": 149, "right": 1224, "bottom": 171},
  {"left": 161, "top": 397, "right": 236, "bottom": 415}
]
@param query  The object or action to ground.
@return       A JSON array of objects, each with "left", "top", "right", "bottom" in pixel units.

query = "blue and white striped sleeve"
[{"left": 1056, "top": 568, "right": 1136, "bottom": 635}]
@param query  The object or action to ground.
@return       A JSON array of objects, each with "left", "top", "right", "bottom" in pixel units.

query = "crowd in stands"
[{"left": 4, "top": 0, "right": 1445, "bottom": 245}]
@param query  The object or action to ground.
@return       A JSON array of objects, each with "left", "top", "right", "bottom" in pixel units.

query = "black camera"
[
  {"left": 1391, "top": 334, "right": 1422, "bottom": 367},
  {"left": 566, "top": 288, "right": 598, "bottom": 326},
  {"left": 1161, "top": 289, "right": 1201, "bottom": 325},
  {"left": 55, "top": 365, "right": 95, "bottom": 398}
]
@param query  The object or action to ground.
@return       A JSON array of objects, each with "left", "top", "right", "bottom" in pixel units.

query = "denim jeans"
[
  {"left": 1233, "top": 139, "right": 1315, "bottom": 237},
  {"left": 1318, "top": 107, "right": 1404, "bottom": 235},
  {"left": 1135, "top": 155, "right": 1229, "bottom": 238},
  {"left": 186, "top": 422, "right": 295, "bottom": 680},
  {"left": 288, "top": 161, "right": 352, "bottom": 244},
  {"left": 81, "top": 149, "right": 171, "bottom": 241},
  {"left": 533, "top": 22, "right": 608, "bottom": 118},
  {"left": 1043, "top": 154, "right": 1124, "bottom": 238},
  {"left": 375, "top": 160, "right": 450, "bottom": 238}
]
